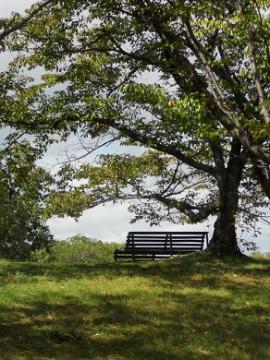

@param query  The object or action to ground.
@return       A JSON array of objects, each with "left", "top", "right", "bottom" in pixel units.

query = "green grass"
[{"left": 0, "top": 253, "right": 269, "bottom": 360}]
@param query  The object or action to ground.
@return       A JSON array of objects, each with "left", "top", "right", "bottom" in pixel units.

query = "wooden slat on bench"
[
  {"left": 115, "top": 231, "right": 208, "bottom": 261},
  {"left": 123, "top": 249, "right": 202, "bottom": 252},
  {"left": 127, "top": 242, "right": 203, "bottom": 245},
  {"left": 128, "top": 236, "right": 205, "bottom": 240},
  {"left": 128, "top": 231, "right": 208, "bottom": 234},
  {"left": 126, "top": 246, "right": 202, "bottom": 249},
  {"left": 127, "top": 237, "right": 204, "bottom": 240},
  {"left": 126, "top": 243, "right": 203, "bottom": 246},
  {"left": 123, "top": 248, "right": 203, "bottom": 252},
  {"left": 127, "top": 239, "right": 204, "bottom": 242}
]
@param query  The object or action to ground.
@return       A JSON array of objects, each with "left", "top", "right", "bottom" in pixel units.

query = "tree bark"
[
  {"left": 208, "top": 142, "right": 246, "bottom": 256},
  {"left": 208, "top": 194, "right": 241, "bottom": 256},
  {"left": 208, "top": 186, "right": 242, "bottom": 256}
]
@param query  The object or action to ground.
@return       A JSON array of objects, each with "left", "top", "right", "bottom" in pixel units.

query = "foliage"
[
  {"left": 4, "top": 0, "right": 270, "bottom": 254},
  {"left": 47, "top": 151, "right": 217, "bottom": 225},
  {"left": 0, "top": 140, "right": 54, "bottom": 260},
  {"left": 32, "top": 235, "right": 121, "bottom": 264},
  {"left": 0, "top": 2, "right": 58, "bottom": 261},
  {"left": 0, "top": 253, "right": 269, "bottom": 359},
  {"left": 0, "top": 1, "right": 55, "bottom": 131}
]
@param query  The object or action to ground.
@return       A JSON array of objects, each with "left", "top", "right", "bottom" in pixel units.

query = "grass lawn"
[{"left": 0, "top": 253, "right": 269, "bottom": 360}]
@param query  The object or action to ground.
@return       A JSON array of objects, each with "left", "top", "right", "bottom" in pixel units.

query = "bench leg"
[{"left": 152, "top": 253, "right": 155, "bottom": 260}]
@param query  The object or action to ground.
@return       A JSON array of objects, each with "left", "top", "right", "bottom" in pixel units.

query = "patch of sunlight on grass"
[
  {"left": 0, "top": 254, "right": 269, "bottom": 359},
  {"left": 180, "top": 286, "right": 232, "bottom": 297}
]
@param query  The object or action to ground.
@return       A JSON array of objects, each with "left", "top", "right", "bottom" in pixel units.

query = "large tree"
[{"left": 5, "top": 0, "right": 270, "bottom": 255}]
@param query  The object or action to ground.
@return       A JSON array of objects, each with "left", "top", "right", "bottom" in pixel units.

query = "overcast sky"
[
  {"left": 0, "top": 0, "right": 35, "bottom": 15},
  {"left": 0, "top": 1, "right": 269, "bottom": 252}
]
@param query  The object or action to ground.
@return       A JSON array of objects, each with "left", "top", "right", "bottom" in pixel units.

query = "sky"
[{"left": 0, "top": 0, "right": 269, "bottom": 252}]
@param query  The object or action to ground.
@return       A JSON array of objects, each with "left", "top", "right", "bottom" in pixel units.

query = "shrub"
[{"left": 32, "top": 234, "right": 122, "bottom": 264}]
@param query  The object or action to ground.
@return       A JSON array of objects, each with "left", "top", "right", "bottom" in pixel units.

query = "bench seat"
[{"left": 114, "top": 231, "right": 209, "bottom": 261}]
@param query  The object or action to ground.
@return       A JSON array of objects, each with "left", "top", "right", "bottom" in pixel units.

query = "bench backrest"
[{"left": 125, "top": 231, "right": 208, "bottom": 252}]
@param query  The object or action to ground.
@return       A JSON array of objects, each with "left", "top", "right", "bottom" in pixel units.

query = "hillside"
[{"left": 0, "top": 253, "right": 269, "bottom": 360}]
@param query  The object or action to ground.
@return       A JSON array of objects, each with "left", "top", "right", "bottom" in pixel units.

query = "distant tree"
[
  {"left": 41, "top": 235, "right": 120, "bottom": 264},
  {"left": 0, "top": 139, "right": 54, "bottom": 260},
  {"left": 4, "top": 0, "right": 270, "bottom": 255}
]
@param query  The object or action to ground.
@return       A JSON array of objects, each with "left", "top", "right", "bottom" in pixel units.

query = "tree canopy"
[{"left": 2, "top": 0, "right": 270, "bottom": 255}]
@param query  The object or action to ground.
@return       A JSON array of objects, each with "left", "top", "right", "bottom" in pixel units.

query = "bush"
[
  {"left": 32, "top": 235, "right": 122, "bottom": 264},
  {"left": 31, "top": 247, "right": 52, "bottom": 263}
]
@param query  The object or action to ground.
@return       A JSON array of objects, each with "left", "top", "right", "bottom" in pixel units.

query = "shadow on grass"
[
  {"left": 1, "top": 252, "right": 269, "bottom": 282},
  {"left": 0, "top": 289, "right": 269, "bottom": 360},
  {"left": 0, "top": 254, "right": 269, "bottom": 359}
]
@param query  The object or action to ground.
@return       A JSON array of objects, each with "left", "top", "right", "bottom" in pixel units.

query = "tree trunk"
[
  {"left": 208, "top": 208, "right": 242, "bottom": 257},
  {"left": 208, "top": 171, "right": 243, "bottom": 257}
]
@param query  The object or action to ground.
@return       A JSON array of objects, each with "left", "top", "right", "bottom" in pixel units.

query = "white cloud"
[
  {"left": 47, "top": 203, "right": 211, "bottom": 244},
  {"left": 0, "top": 0, "right": 36, "bottom": 16}
]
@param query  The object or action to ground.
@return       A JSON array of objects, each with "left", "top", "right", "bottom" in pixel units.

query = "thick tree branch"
[
  {"left": 0, "top": 0, "right": 53, "bottom": 42},
  {"left": 236, "top": 0, "right": 270, "bottom": 124},
  {"left": 96, "top": 117, "right": 217, "bottom": 177},
  {"left": 252, "top": 0, "right": 270, "bottom": 70},
  {"left": 152, "top": 194, "right": 219, "bottom": 223},
  {"left": 251, "top": 156, "right": 270, "bottom": 199},
  {"left": 184, "top": 19, "right": 248, "bottom": 115},
  {"left": 210, "top": 140, "right": 225, "bottom": 180}
]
